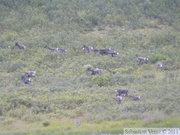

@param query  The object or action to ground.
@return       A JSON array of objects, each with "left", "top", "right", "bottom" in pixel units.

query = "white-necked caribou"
[
  {"left": 44, "top": 45, "right": 59, "bottom": 52},
  {"left": 82, "top": 45, "right": 93, "bottom": 53},
  {"left": 157, "top": 61, "right": 163, "bottom": 70},
  {"left": 14, "top": 41, "right": 26, "bottom": 49},
  {"left": 86, "top": 67, "right": 103, "bottom": 75},
  {"left": 135, "top": 55, "right": 149, "bottom": 64}
]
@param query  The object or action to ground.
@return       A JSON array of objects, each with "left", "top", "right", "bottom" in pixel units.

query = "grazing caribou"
[
  {"left": 82, "top": 45, "right": 93, "bottom": 53},
  {"left": 157, "top": 61, "right": 163, "bottom": 70},
  {"left": 94, "top": 48, "right": 111, "bottom": 55},
  {"left": 95, "top": 48, "right": 119, "bottom": 57},
  {"left": 116, "top": 89, "right": 129, "bottom": 96},
  {"left": 44, "top": 45, "right": 59, "bottom": 52},
  {"left": 14, "top": 41, "right": 26, "bottom": 49},
  {"left": 135, "top": 55, "right": 149, "bottom": 64},
  {"left": 59, "top": 48, "right": 67, "bottom": 53},
  {"left": 128, "top": 95, "right": 141, "bottom": 101},
  {"left": 21, "top": 75, "right": 31, "bottom": 84},
  {"left": 86, "top": 67, "right": 103, "bottom": 75},
  {"left": 23, "top": 71, "right": 36, "bottom": 77}
]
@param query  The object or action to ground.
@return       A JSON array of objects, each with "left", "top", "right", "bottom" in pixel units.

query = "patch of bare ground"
[
  {"left": 9, "top": 120, "right": 26, "bottom": 127},
  {"left": 141, "top": 111, "right": 167, "bottom": 123},
  {"left": 142, "top": 114, "right": 166, "bottom": 123},
  {"left": 1, "top": 120, "right": 31, "bottom": 132}
]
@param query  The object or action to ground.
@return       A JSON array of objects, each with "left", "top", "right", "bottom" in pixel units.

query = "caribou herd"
[
  {"left": 21, "top": 71, "right": 36, "bottom": 84},
  {"left": 12, "top": 41, "right": 164, "bottom": 104},
  {"left": 115, "top": 89, "right": 141, "bottom": 104}
]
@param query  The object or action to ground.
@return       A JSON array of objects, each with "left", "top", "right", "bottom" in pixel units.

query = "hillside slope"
[{"left": 0, "top": 0, "right": 180, "bottom": 134}]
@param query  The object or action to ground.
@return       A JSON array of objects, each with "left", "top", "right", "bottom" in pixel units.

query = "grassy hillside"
[{"left": 0, "top": 0, "right": 180, "bottom": 134}]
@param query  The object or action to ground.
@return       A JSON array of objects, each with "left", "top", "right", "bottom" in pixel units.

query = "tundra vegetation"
[{"left": 0, "top": 0, "right": 180, "bottom": 134}]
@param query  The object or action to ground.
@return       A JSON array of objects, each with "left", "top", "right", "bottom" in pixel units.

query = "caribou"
[
  {"left": 94, "top": 48, "right": 119, "bottom": 57},
  {"left": 44, "top": 45, "right": 59, "bottom": 52},
  {"left": 21, "top": 75, "right": 31, "bottom": 84},
  {"left": 157, "top": 61, "right": 163, "bottom": 70},
  {"left": 23, "top": 71, "right": 36, "bottom": 77},
  {"left": 14, "top": 41, "right": 26, "bottom": 49},
  {"left": 116, "top": 89, "right": 129, "bottom": 97},
  {"left": 59, "top": 48, "right": 67, "bottom": 53},
  {"left": 21, "top": 71, "right": 36, "bottom": 84},
  {"left": 82, "top": 45, "right": 93, "bottom": 53},
  {"left": 128, "top": 95, "right": 141, "bottom": 101},
  {"left": 93, "top": 48, "right": 108, "bottom": 54},
  {"left": 86, "top": 67, "right": 103, "bottom": 75},
  {"left": 116, "top": 96, "right": 123, "bottom": 104},
  {"left": 135, "top": 55, "right": 149, "bottom": 64}
]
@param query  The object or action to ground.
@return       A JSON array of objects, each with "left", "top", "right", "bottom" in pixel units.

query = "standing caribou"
[
  {"left": 116, "top": 89, "right": 129, "bottom": 97},
  {"left": 44, "top": 45, "right": 67, "bottom": 53},
  {"left": 14, "top": 41, "right": 26, "bottom": 49},
  {"left": 128, "top": 95, "right": 141, "bottom": 101},
  {"left": 59, "top": 48, "right": 67, "bottom": 53},
  {"left": 44, "top": 45, "right": 59, "bottom": 52},
  {"left": 82, "top": 45, "right": 93, "bottom": 53},
  {"left": 116, "top": 96, "right": 123, "bottom": 104},
  {"left": 86, "top": 67, "right": 103, "bottom": 75},
  {"left": 135, "top": 54, "right": 149, "bottom": 64},
  {"left": 23, "top": 71, "right": 36, "bottom": 77},
  {"left": 115, "top": 89, "right": 128, "bottom": 104},
  {"left": 21, "top": 75, "right": 31, "bottom": 84},
  {"left": 115, "top": 89, "right": 141, "bottom": 103},
  {"left": 157, "top": 61, "right": 163, "bottom": 70}
]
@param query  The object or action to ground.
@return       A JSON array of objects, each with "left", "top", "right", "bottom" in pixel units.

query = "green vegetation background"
[{"left": 0, "top": 0, "right": 179, "bottom": 134}]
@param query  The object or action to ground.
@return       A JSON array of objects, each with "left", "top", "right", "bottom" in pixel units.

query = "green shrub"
[
  {"left": 42, "top": 121, "right": 50, "bottom": 127},
  {"left": 0, "top": 106, "right": 2, "bottom": 116},
  {"left": 90, "top": 74, "right": 112, "bottom": 87},
  {"left": 6, "top": 60, "right": 26, "bottom": 72},
  {"left": 0, "top": 0, "right": 179, "bottom": 133},
  {"left": 149, "top": 54, "right": 169, "bottom": 64}
]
